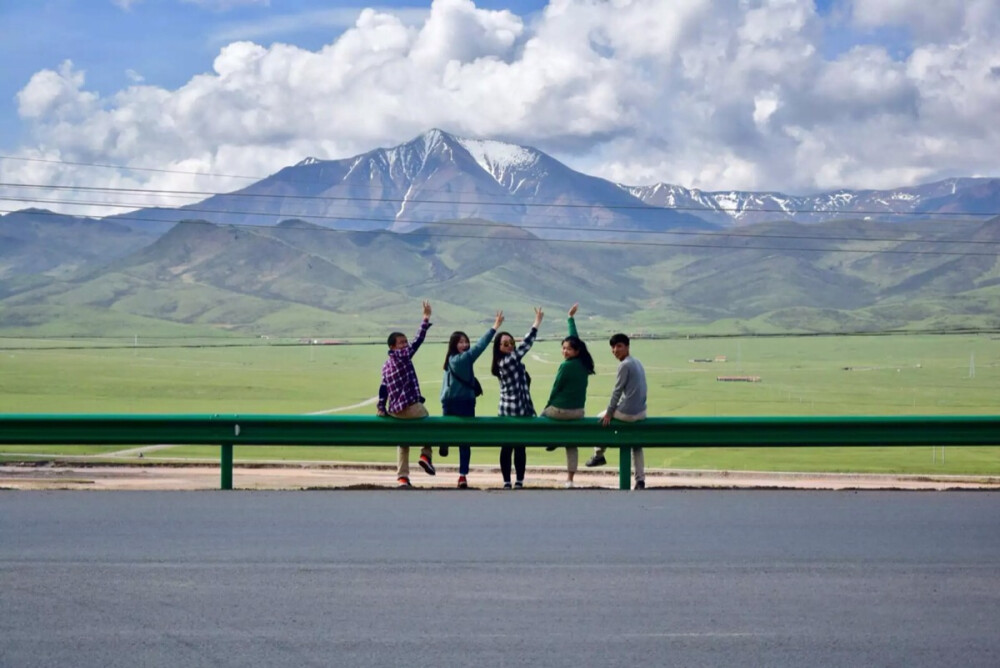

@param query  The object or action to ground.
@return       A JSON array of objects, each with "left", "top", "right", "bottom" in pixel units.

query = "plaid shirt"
[
  {"left": 377, "top": 319, "right": 431, "bottom": 414},
  {"left": 496, "top": 327, "right": 537, "bottom": 417}
]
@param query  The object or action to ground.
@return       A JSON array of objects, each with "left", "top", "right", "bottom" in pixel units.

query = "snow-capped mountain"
[
  {"left": 144, "top": 129, "right": 708, "bottom": 237},
  {"left": 623, "top": 178, "right": 1000, "bottom": 226},
  {"left": 104, "top": 129, "right": 999, "bottom": 236}
]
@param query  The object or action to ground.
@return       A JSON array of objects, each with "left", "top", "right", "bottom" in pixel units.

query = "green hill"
[{"left": 2, "top": 216, "right": 999, "bottom": 338}]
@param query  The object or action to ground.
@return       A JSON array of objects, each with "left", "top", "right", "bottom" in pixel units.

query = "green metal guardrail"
[{"left": 2, "top": 414, "right": 998, "bottom": 490}]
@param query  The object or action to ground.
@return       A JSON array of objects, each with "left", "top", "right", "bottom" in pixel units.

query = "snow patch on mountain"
[{"left": 457, "top": 138, "right": 538, "bottom": 179}]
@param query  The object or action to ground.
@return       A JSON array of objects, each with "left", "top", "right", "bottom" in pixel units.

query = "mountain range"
[
  {"left": 1, "top": 129, "right": 999, "bottom": 337},
  {"left": 99, "top": 129, "right": 1000, "bottom": 236}
]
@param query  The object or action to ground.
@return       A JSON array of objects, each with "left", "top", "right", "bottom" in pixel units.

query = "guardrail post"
[
  {"left": 619, "top": 446, "right": 630, "bottom": 490},
  {"left": 221, "top": 444, "right": 233, "bottom": 490}
]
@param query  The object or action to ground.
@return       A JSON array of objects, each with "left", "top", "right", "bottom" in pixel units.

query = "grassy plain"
[{"left": 1, "top": 333, "right": 998, "bottom": 474}]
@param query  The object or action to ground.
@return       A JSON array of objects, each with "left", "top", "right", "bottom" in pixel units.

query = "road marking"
[
  {"left": 105, "top": 444, "right": 175, "bottom": 457},
  {"left": 308, "top": 397, "right": 378, "bottom": 415}
]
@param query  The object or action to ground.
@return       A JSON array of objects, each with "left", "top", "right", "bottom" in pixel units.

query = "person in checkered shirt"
[
  {"left": 377, "top": 300, "right": 434, "bottom": 488},
  {"left": 490, "top": 307, "right": 544, "bottom": 488}
]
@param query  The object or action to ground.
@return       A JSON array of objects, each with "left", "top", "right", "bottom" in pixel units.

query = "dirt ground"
[{"left": 2, "top": 461, "right": 999, "bottom": 491}]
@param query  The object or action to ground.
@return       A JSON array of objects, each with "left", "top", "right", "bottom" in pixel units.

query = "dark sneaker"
[
  {"left": 418, "top": 455, "right": 436, "bottom": 476},
  {"left": 514, "top": 481, "right": 524, "bottom": 489},
  {"left": 457, "top": 475, "right": 468, "bottom": 489},
  {"left": 586, "top": 454, "right": 607, "bottom": 467},
  {"left": 634, "top": 480, "right": 645, "bottom": 490},
  {"left": 503, "top": 481, "right": 512, "bottom": 489},
  {"left": 439, "top": 446, "right": 449, "bottom": 457},
  {"left": 397, "top": 477, "right": 412, "bottom": 488},
  {"left": 545, "top": 446, "right": 558, "bottom": 452}
]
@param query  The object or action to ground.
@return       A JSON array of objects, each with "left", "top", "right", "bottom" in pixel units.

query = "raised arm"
[
  {"left": 514, "top": 308, "right": 543, "bottom": 359},
  {"left": 567, "top": 303, "right": 578, "bottom": 338},
  {"left": 409, "top": 301, "right": 433, "bottom": 355},
  {"left": 456, "top": 311, "right": 504, "bottom": 365}
]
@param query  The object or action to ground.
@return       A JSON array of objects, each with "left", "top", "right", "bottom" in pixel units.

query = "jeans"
[{"left": 442, "top": 398, "right": 475, "bottom": 476}]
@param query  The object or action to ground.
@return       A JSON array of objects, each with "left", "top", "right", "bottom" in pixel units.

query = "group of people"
[{"left": 376, "top": 302, "right": 648, "bottom": 490}]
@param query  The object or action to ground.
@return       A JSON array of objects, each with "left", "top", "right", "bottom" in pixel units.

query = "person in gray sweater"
[{"left": 585, "top": 333, "right": 649, "bottom": 489}]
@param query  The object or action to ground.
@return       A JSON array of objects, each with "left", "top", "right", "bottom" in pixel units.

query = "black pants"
[{"left": 499, "top": 446, "right": 526, "bottom": 483}]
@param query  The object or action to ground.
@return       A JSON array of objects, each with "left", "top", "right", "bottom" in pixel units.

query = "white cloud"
[
  {"left": 16, "top": 61, "right": 99, "bottom": 120},
  {"left": 11, "top": 0, "right": 1000, "bottom": 210},
  {"left": 849, "top": 0, "right": 967, "bottom": 42}
]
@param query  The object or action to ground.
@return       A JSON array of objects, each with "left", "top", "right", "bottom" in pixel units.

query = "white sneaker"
[{"left": 564, "top": 480, "right": 574, "bottom": 489}]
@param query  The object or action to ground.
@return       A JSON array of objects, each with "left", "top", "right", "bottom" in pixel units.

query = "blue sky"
[{"left": 2, "top": 0, "right": 998, "bottom": 214}]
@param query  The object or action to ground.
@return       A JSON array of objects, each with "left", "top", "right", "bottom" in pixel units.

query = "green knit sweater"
[{"left": 545, "top": 317, "right": 588, "bottom": 410}]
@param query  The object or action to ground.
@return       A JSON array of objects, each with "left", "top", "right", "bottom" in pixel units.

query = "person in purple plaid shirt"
[{"left": 377, "top": 300, "right": 434, "bottom": 488}]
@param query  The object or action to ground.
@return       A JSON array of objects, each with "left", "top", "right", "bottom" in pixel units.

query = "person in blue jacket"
[{"left": 440, "top": 310, "right": 505, "bottom": 488}]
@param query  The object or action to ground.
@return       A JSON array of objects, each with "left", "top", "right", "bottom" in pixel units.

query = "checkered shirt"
[
  {"left": 377, "top": 319, "right": 431, "bottom": 414},
  {"left": 496, "top": 327, "right": 537, "bottom": 417}
]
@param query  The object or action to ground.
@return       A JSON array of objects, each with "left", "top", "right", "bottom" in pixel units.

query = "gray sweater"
[{"left": 607, "top": 355, "right": 647, "bottom": 417}]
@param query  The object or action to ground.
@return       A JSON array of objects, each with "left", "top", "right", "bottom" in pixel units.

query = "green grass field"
[{"left": 2, "top": 333, "right": 998, "bottom": 473}]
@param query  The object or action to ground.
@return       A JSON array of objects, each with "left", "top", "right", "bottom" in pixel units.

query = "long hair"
[
  {"left": 563, "top": 336, "right": 595, "bottom": 375},
  {"left": 443, "top": 331, "right": 469, "bottom": 370},
  {"left": 491, "top": 331, "right": 513, "bottom": 377}
]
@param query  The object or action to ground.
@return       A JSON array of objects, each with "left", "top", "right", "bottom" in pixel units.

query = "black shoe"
[
  {"left": 634, "top": 480, "right": 645, "bottom": 490},
  {"left": 586, "top": 454, "right": 607, "bottom": 467},
  {"left": 545, "top": 446, "right": 558, "bottom": 452},
  {"left": 514, "top": 481, "right": 524, "bottom": 489},
  {"left": 418, "top": 455, "right": 436, "bottom": 476},
  {"left": 439, "top": 446, "right": 449, "bottom": 457},
  {"left": 397, "top": 477, "right": 412, "bottom": 488},
  {"left": 503, "top": 481, "right": 512, "bottom": 489}
]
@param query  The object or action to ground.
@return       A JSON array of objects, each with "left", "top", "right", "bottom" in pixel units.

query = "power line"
[
  {"left": 5, "top": 154, "right": 999, "bottom": 221},
  {"left": 2, "top": 180, "right": 998, "bottom": 217},
  {"left": 3, "top": 197, "right": 999, "bottom": 248},
  {"left": 0, "top": 153, "right": 591, "bottom": 204},
  {"left": 3, "top": 206, "right": 994, "bottom": 256}
]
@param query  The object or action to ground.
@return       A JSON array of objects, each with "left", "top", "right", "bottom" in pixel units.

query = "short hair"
[
  {"left": 609, "top": 333, "right": 630, "bottom": 347},
  {"left": 387, "top": 331, "right": 405, "bottom": 348}
]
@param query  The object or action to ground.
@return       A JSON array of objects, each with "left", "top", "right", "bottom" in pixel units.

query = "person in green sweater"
[{"left": 542, "top": 303, "right": 595, "bottom": 487}]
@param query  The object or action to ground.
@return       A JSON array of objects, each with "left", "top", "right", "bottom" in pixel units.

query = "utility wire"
[
  {"left": 2, "top": 180, "right": 998, "bottom": 217},
  {"left": 2, "top": 198, "right": 998, "bottom": 248},
  {"left": 5, "top": 154, "right": 998, "bottom": 220},
  {"left": 2, "top": 206, "right": 994, "bottom": 256}
]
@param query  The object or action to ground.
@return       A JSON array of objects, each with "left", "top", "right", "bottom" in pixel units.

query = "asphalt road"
[{"left": 2, "top": 490, "right": 998, "bottom": 667}]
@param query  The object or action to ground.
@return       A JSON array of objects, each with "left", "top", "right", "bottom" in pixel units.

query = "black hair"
[
  {"left": 491, "top": 331, "right": 514, "bottom": 377},
  {"left": 387, "top": 331, "right": 405, "bottom": 348},
  {"left": 563, "top": 335, "right": 596, "bottom": 375},
  {"left": 443, "top": 331, "right": 469, "bottom": 370},
  {"left": 609, "top": 333, "right": 630, "bottom": 347}
]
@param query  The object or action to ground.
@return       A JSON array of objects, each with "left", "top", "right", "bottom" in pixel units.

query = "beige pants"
[
  {"left": 541, "top": 406, "right": 585, "bottom": 473},
  {"left": 596, "top": 409, "right": 646, "bottom": 482},
  {"left": 390, "top": 403, "right": 430, "bottom": 478}
]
